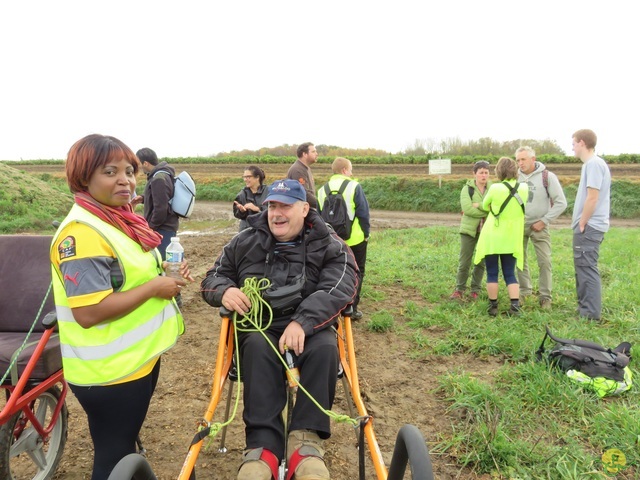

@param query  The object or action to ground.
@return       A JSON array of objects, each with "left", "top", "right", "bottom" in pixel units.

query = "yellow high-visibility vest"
[
  {"left": 317, "top": 175, "right": 366, "bottom": 246},
  {"left": 51, "top": 204, "right": 184, "bottom": 385}
]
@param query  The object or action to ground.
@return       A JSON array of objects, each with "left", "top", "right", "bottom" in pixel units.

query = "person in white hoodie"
[{"left": 516, "top": 146, "right": 567, "bottom": 309}]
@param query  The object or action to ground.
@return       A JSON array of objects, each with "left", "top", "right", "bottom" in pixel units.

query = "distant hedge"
[
  {"left": 4, "top": 153, "right": 640, "bottom": 166},
  {"left": 195, "top": 177, "right": 640, "bottom": 219}
]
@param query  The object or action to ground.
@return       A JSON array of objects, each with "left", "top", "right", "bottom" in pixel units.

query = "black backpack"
[
  {"left": 490, "top": 181, "right": 525, "bottom": 220},
  {"left": 320, "top": 180, "right": 352, "bottom": 240},
  {"left": 536, "top": 326, "right": 631, "bottom": 382}
]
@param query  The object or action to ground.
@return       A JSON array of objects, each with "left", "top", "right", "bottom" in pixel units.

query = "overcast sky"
[{"left": 1, "top": 1, "right": 637, "bottom": 161}]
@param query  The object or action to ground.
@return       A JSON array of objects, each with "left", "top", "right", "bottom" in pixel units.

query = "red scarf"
[{"left": 75, "top": 192, "right": 162, "bottom": 252}]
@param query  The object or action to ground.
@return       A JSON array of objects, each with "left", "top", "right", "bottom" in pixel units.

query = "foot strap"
[
  {"left": 242, "top": 447, "right": 279, "bottom": 479},
  {"left": 286, "top": 446, "right": 322, "bottom": 480}
]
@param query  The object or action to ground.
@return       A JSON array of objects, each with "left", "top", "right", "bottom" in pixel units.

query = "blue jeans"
[{"left": 156, "top": 228, "right": 177, "bottom": 261}]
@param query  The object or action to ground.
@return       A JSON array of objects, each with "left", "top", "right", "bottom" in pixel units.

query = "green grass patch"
[{"left": 365, "top": 226, "right": 640, "bottom": 477}]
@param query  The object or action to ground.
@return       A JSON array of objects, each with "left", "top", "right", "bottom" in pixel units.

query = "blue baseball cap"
[{"left": 263, "top": 179, "right": 307, "bottom": 204}]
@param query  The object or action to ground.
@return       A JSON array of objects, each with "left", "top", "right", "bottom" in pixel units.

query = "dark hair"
[
  {"left": 136, "top": 147, "right": 159, "bottom": 166},
  {"left": 572, "top": 129, "right": 597, "bottom": 150},
  {"left": 245, "top": 165, "right": 266, "bottom": 185},
  {"left": 473, "top": 161, "right": 490, "bottom": 173},
  {"left": 495, "top": 156, "right": 518, "bottom": 181},
  {"left": 296, "top": 142, "right": 314, "bottom": 159},
  {"left": 66, "top": 134, "right": 139, "bottom": 193}
]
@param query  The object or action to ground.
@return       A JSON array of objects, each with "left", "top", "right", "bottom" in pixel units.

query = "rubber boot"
[{"left": 287, "top": 430, "right": 330, "bottom": 480}]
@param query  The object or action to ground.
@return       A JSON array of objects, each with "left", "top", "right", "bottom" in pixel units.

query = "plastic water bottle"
[
  {"left": 285, "top": 349, "right": 300, "bottom": 390},
  {"left": 165, "top": 237, "right": 184, "bottom": 279}
]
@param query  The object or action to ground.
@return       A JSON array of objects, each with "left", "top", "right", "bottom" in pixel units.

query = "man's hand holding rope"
[
  {"left": 222, "top": 283, "right": 306, "bottom": 356},
  {"left": 221, "top": 286, "right": 251, "bottom": 315}
]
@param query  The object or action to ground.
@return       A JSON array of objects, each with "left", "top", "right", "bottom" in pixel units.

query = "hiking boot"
[
  {"left": 540, "top": 298, "right": 552, "bottom": 310},
  {"left": 468, "top": 292, "right": 479, "bottom": 300},
  {"left": 487, "top": 304, "right": 499, "bottom": 317},
  {"left": 351, "top": 310, "right": 363, "bottom": 321},
  {"left": 449, "top": 290, "right": 464, "bottom": 300},
  {"left": 519, "top": 291, "right": 532, "bottom": 304},
  {"left": 237, "top": 448, "right": 278, "bottom": 480},
  {"left": 287, "top": 430, "right": 329, "bottom": 480},
  {"left": 506, "top": 305, "right": 522, "bottom": 317}
]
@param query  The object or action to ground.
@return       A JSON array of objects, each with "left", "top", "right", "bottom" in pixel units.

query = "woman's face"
[
  {"left": 242, "top": 170, "right": 260, "bottom": 190},
  {"left": 86, "top": 157, "right": 136, "bottom": 207},
  {"left": 475, "top": 168, "right": 490, "bottom": 186}
]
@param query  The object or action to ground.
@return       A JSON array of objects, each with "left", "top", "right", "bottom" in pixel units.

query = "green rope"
[
  {"left": 202, "top": 277, "right": 358, "bottom": 447},
  {"left": 0, "top": 283, "right": 52, "bottom": 385}
]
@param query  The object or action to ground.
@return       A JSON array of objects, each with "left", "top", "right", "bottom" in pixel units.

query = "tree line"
[{"left": 214, "top": 137, "right": 566, "bottom": 158}]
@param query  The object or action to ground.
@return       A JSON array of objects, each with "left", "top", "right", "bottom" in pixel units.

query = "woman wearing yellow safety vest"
[{"left": 50, "top": 134, "right": 194, "bottom": 480}]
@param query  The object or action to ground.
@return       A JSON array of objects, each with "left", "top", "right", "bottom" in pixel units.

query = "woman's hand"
[
  {"left": 161, "top": 260, "right": 196, "bottom": 283},
  {"left": 152, "top": 276, "right": 187, "bottom": 300},
  {"left": 244, "top": 202, "right": 258, "bottom": 212},
  {"left": 234, "top": 201, "right": 247, "bottom": 213}
]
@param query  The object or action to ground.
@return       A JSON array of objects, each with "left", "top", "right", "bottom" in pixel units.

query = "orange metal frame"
[{"left": 177, "top": 313, "right": 389, "bottom": 480}]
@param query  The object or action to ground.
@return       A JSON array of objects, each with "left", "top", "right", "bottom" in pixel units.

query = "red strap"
[
  {"left": 286, "top": 449, "right": 303, "bottom": 480},
  {"left": 286, "top": 447, "right": 321, "bottom": 480},
  {"left": 260, "top": 449, "right": 279, "bottom": 480}
]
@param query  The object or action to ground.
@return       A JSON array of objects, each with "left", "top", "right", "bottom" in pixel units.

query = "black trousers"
[
  {"left": 70, "top": 359, "right": 161, "bottom": 480},
  {"left": 349, "top": 240, "right": 368, "bottom": 311},
  {"left": 240, "top": 327, "right": 338, "bottom": 461}
]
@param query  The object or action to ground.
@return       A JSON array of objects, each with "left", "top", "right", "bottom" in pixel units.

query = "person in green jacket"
[
  {"left": 474, "top": 157, "right": 529, "bottom": 316},
  {"left": 450, "top": 161, "right": 492, "bottom": 301}
]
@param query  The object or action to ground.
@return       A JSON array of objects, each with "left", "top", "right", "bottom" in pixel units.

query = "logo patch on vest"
[{"left": 58, "top": 236, "right": 77, "bottom": 259}]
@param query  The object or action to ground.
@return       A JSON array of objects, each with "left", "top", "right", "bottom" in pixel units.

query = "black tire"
[
  {"left": 107, "top": 454, "right": 157, "bottom": 480},
  {"left": 387, "top": 424, "right": 434, "bottom": 480},
  {"left": 0, "top": 386, "right": 68, "bottom": 480}
]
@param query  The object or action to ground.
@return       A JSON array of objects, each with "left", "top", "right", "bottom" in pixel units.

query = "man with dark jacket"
[
  {"left": 135, "top": 148, "right": 180, "bottom": 259},
  {"left": 201, "top": 179, "right": 358, "bottom": 480},
  {"left": 287, "top": 142, "right": 318, "bottom": 209}
]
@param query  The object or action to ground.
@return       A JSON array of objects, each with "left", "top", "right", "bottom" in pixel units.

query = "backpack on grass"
[
  {"left": 320, "top": 180, "right": 352, "bottom": 240},
  {"left": 153, "top": 170, "right": 196, "bottom": 218},
  {"left": 536, "top": 326, "right": 632, "bottom": 398}
]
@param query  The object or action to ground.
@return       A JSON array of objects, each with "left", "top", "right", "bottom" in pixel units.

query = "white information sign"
[{"left": 428, "top": 159, "right": 452, "bottom": 175}]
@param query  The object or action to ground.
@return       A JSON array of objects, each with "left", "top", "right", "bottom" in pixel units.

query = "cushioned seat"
[
  {"left": 0, "top": 333, "right": 62, "bottom": 383},
  {"left": 0, "top": 235, "right": 61, "bottom": 385}
]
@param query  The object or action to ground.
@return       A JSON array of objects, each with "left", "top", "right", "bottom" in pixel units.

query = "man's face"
[
  {"left": 572, "top": 137, "right": 586, "bottom": 160},
  {"left": 516, "top": 151, "right": 535, "bottom": 174},
  {"left": 303, "top": 145, "right": 318, "bottom": 165},
  {"left": 267, "top": 201, "right": 309, "bottom": 242},
  {"left": 343, "top": 161, "right": 353, "bottom": 177},
  {"left": 141, "top": 161, "right": 153, "bottom": 174}
]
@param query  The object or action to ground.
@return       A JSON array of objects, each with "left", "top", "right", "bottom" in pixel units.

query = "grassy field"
[{"left": 364, "top": 226, "right": 639, "bottom": 477}]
